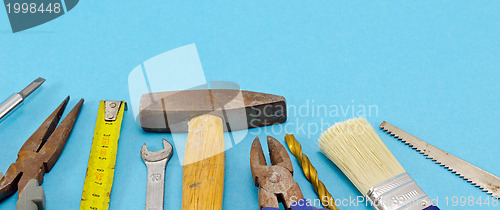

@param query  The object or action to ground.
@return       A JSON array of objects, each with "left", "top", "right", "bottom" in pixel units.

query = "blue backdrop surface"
[{"left": 1, "top": 1, "right": 500, "bottom": 209}]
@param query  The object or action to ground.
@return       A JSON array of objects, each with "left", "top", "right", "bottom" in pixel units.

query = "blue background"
[{"left": 1, "top": 1, "right": 500, "bottom": 209}]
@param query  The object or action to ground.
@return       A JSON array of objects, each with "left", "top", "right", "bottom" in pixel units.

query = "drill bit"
[
  {"left": 285, "top": 134, "right": 339, "bottom": 210},
  {"left": 0, "top": 77, "right": 46, "bottom": 121}
]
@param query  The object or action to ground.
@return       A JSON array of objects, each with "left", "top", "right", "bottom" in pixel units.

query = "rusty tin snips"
[
  {"left": 250, "top": 136, "right": 328, "bottom": 210},
  {"left": 250, "top": 136, "right": 304, "bottom": 209}
]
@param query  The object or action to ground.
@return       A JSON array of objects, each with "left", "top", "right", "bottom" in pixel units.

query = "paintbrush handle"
[{"left": 182, "top": 115, "right": 225, "bottom": 210}]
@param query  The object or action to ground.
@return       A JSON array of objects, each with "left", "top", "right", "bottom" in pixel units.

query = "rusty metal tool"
[
  {"left": 141, "top": 138, "right": 173, "bottom": 210},
  {"left": 139, "top": 89, "right": 286, "bottom": 210},
  {"left": 381, "top": 121, "right": 500, "bottom": 199},
  {"left": 250, "top": 136, "right": 328, "bottom": 210},
  {"left": 0, "top": 96, "right": 84, "bottom": 207}
]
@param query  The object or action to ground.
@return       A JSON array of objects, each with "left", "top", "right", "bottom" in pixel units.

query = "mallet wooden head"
[{"left": 139, "top": 89, "right": 286, "bottom": 133}]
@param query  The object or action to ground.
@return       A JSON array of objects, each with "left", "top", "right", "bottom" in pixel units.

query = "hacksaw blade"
[{"left": 380, "top": 121, "right": 500, "bottom": 199}]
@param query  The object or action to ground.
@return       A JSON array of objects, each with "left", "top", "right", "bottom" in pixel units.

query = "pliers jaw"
[
  {"left": 0, "top": 96, "right": 83, "bottom": 201},
  {"left": 250, "top": 136, "right": 304, "bottom": 210},
  {"left": 18, "top": 96, "right": 69, "bottom": 157}
]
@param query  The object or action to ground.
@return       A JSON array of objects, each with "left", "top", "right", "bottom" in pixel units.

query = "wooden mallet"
[{"left": 139, "top": 89, "right": 286, "bottom": 210}]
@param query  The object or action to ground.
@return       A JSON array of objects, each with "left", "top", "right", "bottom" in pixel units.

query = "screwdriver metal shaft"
[{"left": 0, "top": 77, "right": 45, "bottom": 121}]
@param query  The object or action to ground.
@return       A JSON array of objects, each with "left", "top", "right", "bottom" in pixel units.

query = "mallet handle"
[{"left": 182, "top": 115, "right": 225, "bottom": 210}]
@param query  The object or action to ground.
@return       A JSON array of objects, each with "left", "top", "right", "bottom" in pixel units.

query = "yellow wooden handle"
[{"left": 182, "top": 114, "right": 225, "bottom": 210}]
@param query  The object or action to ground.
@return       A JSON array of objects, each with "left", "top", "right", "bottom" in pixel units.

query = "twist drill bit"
[{"left": 284, "top": 134, "right": 339, "bottom": 210}]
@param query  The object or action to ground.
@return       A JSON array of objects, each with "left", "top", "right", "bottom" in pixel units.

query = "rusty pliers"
[
  {"left": 0, "top": 96, "right": 83, "bottom": 205},
  {"left": 250, "top": 136, "right": 328, "bottom": 210}
]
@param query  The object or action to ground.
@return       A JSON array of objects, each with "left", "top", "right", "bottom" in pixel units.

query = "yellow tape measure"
[{"left": 80, "top": 101, "right": 126, "bottom": 210}]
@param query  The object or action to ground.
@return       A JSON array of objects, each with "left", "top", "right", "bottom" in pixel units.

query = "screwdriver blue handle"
[
  {"left": 424, "top": 206, "right": 439, "bottom": 210},
  {"left": 262, "top": 198, "right": 328, "bottom": 210}
]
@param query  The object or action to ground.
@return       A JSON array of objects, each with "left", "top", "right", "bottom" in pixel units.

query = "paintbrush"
[{"left": 318, "top": 118, "right": 439, "bottom": 210}]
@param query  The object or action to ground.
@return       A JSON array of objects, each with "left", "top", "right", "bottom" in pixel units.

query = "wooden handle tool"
[
  {"left": 182, "top": 115, "right": 225, "bottom": 210},
  {"left": 138, "top": 89, "right": 287, "bottom": 209}
]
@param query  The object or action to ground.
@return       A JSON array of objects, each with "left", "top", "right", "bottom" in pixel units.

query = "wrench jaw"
[
  {"left": 141, "top": 139, "right": 173, "bottom": 210},
  {"left": 141, "top": 139, "right": 173, "bottom": 163},
  {"left": 162, "top": 139, "right": 173, "bottom": 159}
]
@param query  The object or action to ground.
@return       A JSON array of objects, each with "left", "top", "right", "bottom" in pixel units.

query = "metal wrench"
[{"left": 141, "top": 139, "right": 173, "bottom": 210}]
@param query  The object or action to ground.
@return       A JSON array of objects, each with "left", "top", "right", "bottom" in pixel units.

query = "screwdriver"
[{"left": 0, "top": 77, "right": 46, "bottom": 121}]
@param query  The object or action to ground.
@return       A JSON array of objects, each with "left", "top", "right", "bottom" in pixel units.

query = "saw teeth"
[{"left": 381, "top": 123, "right": 500, "bottom": 199}]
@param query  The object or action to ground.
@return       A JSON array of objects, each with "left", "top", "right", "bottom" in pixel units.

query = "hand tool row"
[{"left": 1, "top": 78, "right": 498, "bottom": 210}]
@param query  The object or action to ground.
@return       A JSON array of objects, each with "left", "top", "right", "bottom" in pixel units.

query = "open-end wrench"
[{"left": 141, "top": 139, "right": 173, "bottom": 210}]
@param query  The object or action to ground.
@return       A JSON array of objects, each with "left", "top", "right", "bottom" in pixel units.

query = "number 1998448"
[{"left": 5, "top": 3, "right": 61, "bottom": 14}]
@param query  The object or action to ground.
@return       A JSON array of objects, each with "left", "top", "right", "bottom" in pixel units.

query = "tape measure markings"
[{"left": 80, "top": 101, "right": 126, "bottom": 210}]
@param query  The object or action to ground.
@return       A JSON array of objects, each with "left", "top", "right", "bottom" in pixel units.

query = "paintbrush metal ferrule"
[{"left": 367, "top": 173, "right": 434, "bottom": 210}]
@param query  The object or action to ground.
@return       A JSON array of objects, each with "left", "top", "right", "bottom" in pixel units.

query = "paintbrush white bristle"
[{"left": 318, "top": 117, "right": 406, "bottom": 195}]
